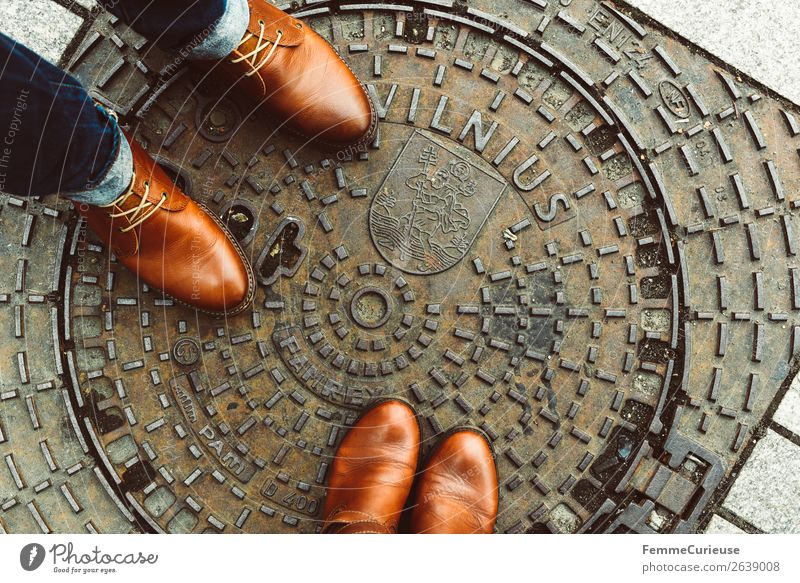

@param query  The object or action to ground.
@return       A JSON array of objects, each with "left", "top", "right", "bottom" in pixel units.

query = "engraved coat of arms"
[{"left": 369, "top": 132, "right": 507, "bottom": 274}]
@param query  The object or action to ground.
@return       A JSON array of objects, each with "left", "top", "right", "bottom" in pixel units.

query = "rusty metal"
[{"left": 2, "top": 0, "right": 800, "bottom": 534}]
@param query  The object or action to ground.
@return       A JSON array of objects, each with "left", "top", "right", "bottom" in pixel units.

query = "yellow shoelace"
[
  {"left": 101, "top": 176, "right": 168, "bottom": 233},
  {"left": 231, "top": 20, "right": 283, "bottom": 77}
]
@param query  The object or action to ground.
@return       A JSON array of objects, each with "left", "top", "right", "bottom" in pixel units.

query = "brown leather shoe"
[
  {"left": 408, "top": 429, "right": 498, "bottom": 534},
  {"left": 75, "top": 133, "right": 255, "bottom": 316},
  {"left": 322, "top": 400, "right": 419, "bottom": 534},
  {"left": 202, "top": 1, "right": 376, "bottom": 148}
]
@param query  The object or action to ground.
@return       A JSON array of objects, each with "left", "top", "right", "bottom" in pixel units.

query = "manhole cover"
[{"left": 2, "top": 0, "right": 800, "bottom": 535}]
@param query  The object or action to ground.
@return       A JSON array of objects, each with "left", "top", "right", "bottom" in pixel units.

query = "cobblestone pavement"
[{"left": 1, "top": 0, "right": 800, "bottom": 534}]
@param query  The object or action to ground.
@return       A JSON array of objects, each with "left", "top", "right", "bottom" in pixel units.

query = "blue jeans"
[{"left": 0, "top": 0, "right": 248, "bottom": 203}]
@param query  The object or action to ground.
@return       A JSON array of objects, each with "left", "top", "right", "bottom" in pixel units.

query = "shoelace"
[
  {"left": 101, "top": 175, "right": 167, "bottom": 233},
  {"left": 231, "top": 20, "right": 283, "bottom": 77}
]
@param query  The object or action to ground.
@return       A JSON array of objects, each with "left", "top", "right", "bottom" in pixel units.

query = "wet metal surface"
[{"left": 2, "top": 0, "right": 800, "bottom": 534}]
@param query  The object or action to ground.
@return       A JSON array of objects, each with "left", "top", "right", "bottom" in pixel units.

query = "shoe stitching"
[{"left": 323, "top": 507, "right": 395, "bottom": 533}]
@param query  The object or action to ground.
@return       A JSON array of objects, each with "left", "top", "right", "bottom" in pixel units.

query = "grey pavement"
[
  {"left": 704, "top": 514, "right": 746, "bottom": 535},
  {"left": 0, "top": 0, "right": 85, "bottom": 64},
  {"left": 628, "top": 0, "right": 800, "bottom": 105},
  {"left": 774, "top": 375, "right": 800, "bottom": 435},
  {"left": 722, "top": 430, "right": 800, "bottom": 534}
]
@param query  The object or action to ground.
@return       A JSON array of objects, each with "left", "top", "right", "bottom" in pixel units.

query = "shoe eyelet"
[
  {"left": 276, "top": 29, "right": 283, "bottom": 35},
  {"left": 258, "top": 19, "right": 264, "bottom": 25},
  {"left": 295, "top": 22, "right": 302, "bottom": 29}
]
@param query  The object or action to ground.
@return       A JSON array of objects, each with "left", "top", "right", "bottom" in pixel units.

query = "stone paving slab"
[
  {"left": 0, "top": 0, "right": 84, "bottom": 64},
  {"left": 723, "top": 429, "right": 800, "bottom": 534},
  {"left": 773, "top": 375, "right": 800, "bottom": 435},
  {"left": 628, "top": 0, "right": 800, "bottom": 105},
  {"left": 704, "top": 514, "right": 746, "bottom": 534}
]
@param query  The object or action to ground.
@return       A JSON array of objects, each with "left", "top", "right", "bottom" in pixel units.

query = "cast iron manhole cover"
[{"left": 2, "top": 0, "right": 800, "bottom": 534}]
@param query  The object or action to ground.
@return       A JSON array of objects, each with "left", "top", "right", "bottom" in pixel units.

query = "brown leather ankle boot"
[
  {"left": 322, "top": 400, "right": 420, "bottom": 534},
  {"left": 408, "top": 429, "right": 499, "bottom": 534},
  {"left": 75, "top": 133, "right": 255, "bottom": 316},
  {"left": 200, "top": 0, "right": 376, "bottom": 149}
]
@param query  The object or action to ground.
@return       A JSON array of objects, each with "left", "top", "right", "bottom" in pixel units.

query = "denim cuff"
[
  {"left": 184, "top": 0, "right": 250, "bottom": 61},
  {"left": 62, "top": 112, "right": 133, "bottom": 206}
]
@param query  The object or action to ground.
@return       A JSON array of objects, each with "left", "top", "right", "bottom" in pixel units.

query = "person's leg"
[
  {"left": 97, "top": 0, "right": 249, "bottom": 60},
  {"left": 0, "top": 33, "right": 129, "bottom": 203},
  {"left": 0, "top": 32, "right": 253, "bottom": 314}
]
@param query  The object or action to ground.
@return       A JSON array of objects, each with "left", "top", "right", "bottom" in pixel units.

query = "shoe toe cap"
[
  {"left": 186, "top": 214, "right": 253, "bottom": 315},
  {"left": 217, "top": 249, "right": 252, "bottom": 311},
  {"left": 301, "top": 83, "right": 373, "bottom": 148},
  {"left": 325, "top": 90, "right": 374, "bottom": 146},
  {"left": 360, "top": 400, "right": 419, "bottom": 436},
  {"left": 202, "top": 250, "right": 252, "bottom": 314},
  {"left": 298, "top": 33, "right": 375, "bottom": 147},
  {"left": 436, "top": 430, "right": 497, "bottom": 482}
]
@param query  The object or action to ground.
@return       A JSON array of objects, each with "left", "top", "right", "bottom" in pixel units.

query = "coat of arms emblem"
[{"left": 369, "top": 131, "right": 507, "bottom": 274}]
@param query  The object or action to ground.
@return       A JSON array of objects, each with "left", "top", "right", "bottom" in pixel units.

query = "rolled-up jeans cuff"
[
  {"left": 62, "top": 109, "right": 133, "bottom": 206},
  {"left": 184, "top": 0, "right": 250, "bottom": 60}
]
